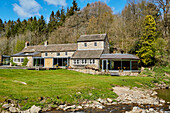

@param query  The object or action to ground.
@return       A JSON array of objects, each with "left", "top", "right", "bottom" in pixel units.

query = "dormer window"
[
  {"left": 57, "top": 52, "right": 60, "bottom": 56},
  {"left": 45, "top": 53, "right": 48, "bottom": 56},
  {"left": 84, "top": 43, "right": 87, "bottom": 47},
  {"left": 94, "top": 42, "right": 97, "bottom": 46}
]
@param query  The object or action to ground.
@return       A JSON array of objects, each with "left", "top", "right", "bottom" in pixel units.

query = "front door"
[{"left": 45, "top": 58, "right": 53, "bottom": 68}]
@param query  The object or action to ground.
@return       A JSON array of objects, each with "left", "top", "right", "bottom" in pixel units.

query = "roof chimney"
[
  {"left": 44, "top": 40, "right": 48, "bottom": 46},
  {"left": 25, "top": 41, "right": 29, "bottom": 48}
]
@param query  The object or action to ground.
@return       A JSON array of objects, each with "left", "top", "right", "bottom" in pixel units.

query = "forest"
[{"left": 0, "top": 0, "right": 169, "bottom": 67}]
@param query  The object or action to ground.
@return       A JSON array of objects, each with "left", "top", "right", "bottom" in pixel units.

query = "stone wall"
[
  {"left": 78, "top": 41, "right": 104, "bottom": 50},
  {"left": 68, "top": 69, "right": 102, "bottom": 75},
  {"left": 42, "top": 51, "right": 75, "bottom": 58},
  {"left": 27, "top": 57, "right": 33, "bottom": 67},
  {"left": 103, "top": 38, "right": 109, "bottom": 54}
]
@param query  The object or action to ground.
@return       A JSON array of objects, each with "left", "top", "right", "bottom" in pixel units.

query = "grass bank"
[{"left": 0, "top": 69, "right": 156, "bottom": 109}]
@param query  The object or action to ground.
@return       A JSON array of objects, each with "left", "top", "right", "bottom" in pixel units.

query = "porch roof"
[
  {"left": 100, "top": 53, "right": 139, "bottom": 60},
  {"left": 11, "top": 52, "right": 40, "bottom": 57}
]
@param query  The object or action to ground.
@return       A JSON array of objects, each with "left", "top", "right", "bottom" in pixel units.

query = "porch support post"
[
  {"left": 67, "top": 58, "right": 68, "bottom": 66},
  {"left": 102, "top": 60, "right": 103, "bottom": 72},
  {"left": 121, "top": 59, "right": 122, "bottom": 70},
  {"left": 62, "top": 58, "right": 63, "bottom": 66},
  {"left": 106, "top": 59, "right": 108, "bottom": 72},
  {"left": 130, "top": 60, "right": 132, "bottom": 71}
]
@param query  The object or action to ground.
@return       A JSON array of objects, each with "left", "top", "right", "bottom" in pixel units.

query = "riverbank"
[
  {"left": 0, "top": 69, "right": 169, "bottom": 112},
  {"left": 1, "top": 86, "right": 169, "bottom": 113}
]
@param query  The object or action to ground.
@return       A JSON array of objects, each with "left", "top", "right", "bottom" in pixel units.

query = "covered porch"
[{"left": 100, "top": 54, "right": 140, "bottom": 72}]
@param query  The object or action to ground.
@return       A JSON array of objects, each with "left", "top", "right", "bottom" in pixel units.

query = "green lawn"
[{"left": 0, "top": 69, "right": 156, "bottom": 109}]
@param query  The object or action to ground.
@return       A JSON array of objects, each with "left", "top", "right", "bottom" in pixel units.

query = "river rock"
[
  {"left": 30, "top": 105, "right": 41, "bottom": 113},
  {"left": 151, "top": 91, "right": 157, "bottom": 96},
  {"left": 21, "top": 109, "right": 30, "bottom": 113},
  {"left": 106, "top": 98, "right": 113, "bottom": 103},
  {"left": 160, "top": 99, "right": 165, "bottom": 104},
  {"left": 76, "top": 105, "right": 83, "bottom": 109},
  {"left": 9, "top": 107, "right": 18, "bottom": 112},
  {"left": 63, "top": 105, "right": 76, "bottom": 111},
  {"left": 132, "top": 106, "right": 138, "bottom": 112},
  {"left": 2, "top": 104, "right": 10, "bottom": 109},
  {"left": 58, "top": 104, "right": 66, "bottom": 109}
]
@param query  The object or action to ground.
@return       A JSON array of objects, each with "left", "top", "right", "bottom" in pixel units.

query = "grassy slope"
[{"left": 0, "top": 69, "right": 156, "bottom": 108}]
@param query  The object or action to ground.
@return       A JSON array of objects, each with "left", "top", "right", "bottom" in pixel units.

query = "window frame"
[
  {"left": 84, "top": 43, "right": 87, "bottom": 47},
  {"left": 57, "top": 52, "right": 60, "bottom": 56},
  {"left": 21, "top": 58, "right": 23, "bottom": 62},
  {"left": 94, "top": 42, "right": 97, "bottom": 46}
]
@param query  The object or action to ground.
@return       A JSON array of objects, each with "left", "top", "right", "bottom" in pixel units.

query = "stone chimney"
[
  {"left": 25, "top": 41, "right": 29, "bottom": 48},
  {"left": 44, "top": 40, "right": 48, "bottom": 46}
]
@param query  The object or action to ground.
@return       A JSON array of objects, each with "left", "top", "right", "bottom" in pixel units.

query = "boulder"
[
  {"left": 9, "top": 107, "right": 18, "bottom": 113},
  {"left": 30, "top": 105, "right": 41, "bottom": 113},
  {"left": 2, "top": 104, "right": 10, "bottom": 109}
]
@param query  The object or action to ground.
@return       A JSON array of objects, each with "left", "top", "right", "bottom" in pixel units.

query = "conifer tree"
[{"left": 137, "top": 15, "right": 157, "bottom": 66}]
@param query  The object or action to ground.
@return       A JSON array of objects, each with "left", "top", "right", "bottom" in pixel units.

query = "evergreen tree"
[
  {"left": 0, "top": 19, "right": 4, "bottom": 33},
  {"left": 137, "top": 15, "right": 157, "bottom": 66},
  {"left": 66, "top": 0, "right": 80, "bottom": 17},
  {"left": 59, "top": 7, "right": 66, "bottom": 25},
  {"left": 14, "top": 40, "right": 25, "bottom": 54},
  {"left": 48, "top": 11, "right": 57, "bottom": 32},
  {"left": 32, "top": 16, "right": 38, "bottom": 31}
]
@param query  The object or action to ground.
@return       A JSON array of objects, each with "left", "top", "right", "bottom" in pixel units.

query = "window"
[
  {"left": 57, "top": 52, "right": 60, "bottom": 56},
  {"left": 90, "top": 59, "right": 93, "bottom": 64},
  {"left": 104, "top": 42, "right": 106, "bottom": 47},
  {"left": 93, "top": 59, "right": 95, "bottom": 64},
  {"left": 85, "top": 59, "right": 87, "bottom": 64},
  {"left": 21, "top": 58, "right": 24, "bottom": 62},
  {"left": 94, "top": 42, "right": 97, "bottom": 46},
  {"left": 84, "top": 43, "right": 87, "bottom": 47},
  {"left": 45, "top": 53, "right": 48, "bottom": 56},
  {"left": 14, "top": 58, "right": 17, "bottom": 62},
  {"left": 90, "top": 59, "right": 95, "bottom": 64},
  {"left": 77, "top": 60, "right": 79, "bottom": 64},
  {"left": 18, "top": 58, "right": 20, "bottom": 62},
  {"left": 82, "top": 59, "right": 85, "bottom": 64},
  {"left": 74, "top": 60, "right": 77, "bottom": 64},
  {"left": 65, "top": 52, "right": 67, "bottom": 56}
]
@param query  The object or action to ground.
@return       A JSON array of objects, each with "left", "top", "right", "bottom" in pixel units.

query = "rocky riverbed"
[{"left": 0, "top": 86, "right": 170, "bottom": 113}]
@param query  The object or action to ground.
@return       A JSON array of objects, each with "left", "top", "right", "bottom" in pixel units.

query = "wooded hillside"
[{"left": 0, "top": 0, "right": 169, "bottom": 66}]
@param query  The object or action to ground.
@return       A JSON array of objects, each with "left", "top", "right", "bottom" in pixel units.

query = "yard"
[{"left": 0, "top": 69, "right": 156, "bottom": 109}]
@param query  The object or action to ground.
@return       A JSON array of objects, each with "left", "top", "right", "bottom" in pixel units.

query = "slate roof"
[
  {"left": 77, "top": 34, "right": 107, "bottom": 42},
  {"left": 72, "top": 50, "right": 103, "bottom": 59},
  {"left": 21, "top": 43, "right": 77, "bottom": 53},
  {"left": 11, "top": 52, "right": 41, "bottom": 57},
  {"left": 100, "top": 54, "right": 140, "bottom": 60}
]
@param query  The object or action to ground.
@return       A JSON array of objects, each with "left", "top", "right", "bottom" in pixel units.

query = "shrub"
[
  {"left": 10, "top": 58, "right": 17, "bottom": 66},
  {"left": 22, "top": 58, "right": 29, "bottom": 66}
]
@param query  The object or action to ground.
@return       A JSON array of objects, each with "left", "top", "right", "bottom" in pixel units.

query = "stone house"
[{"left": 11, "top": 34, "right": 140, "bottom": 72}]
